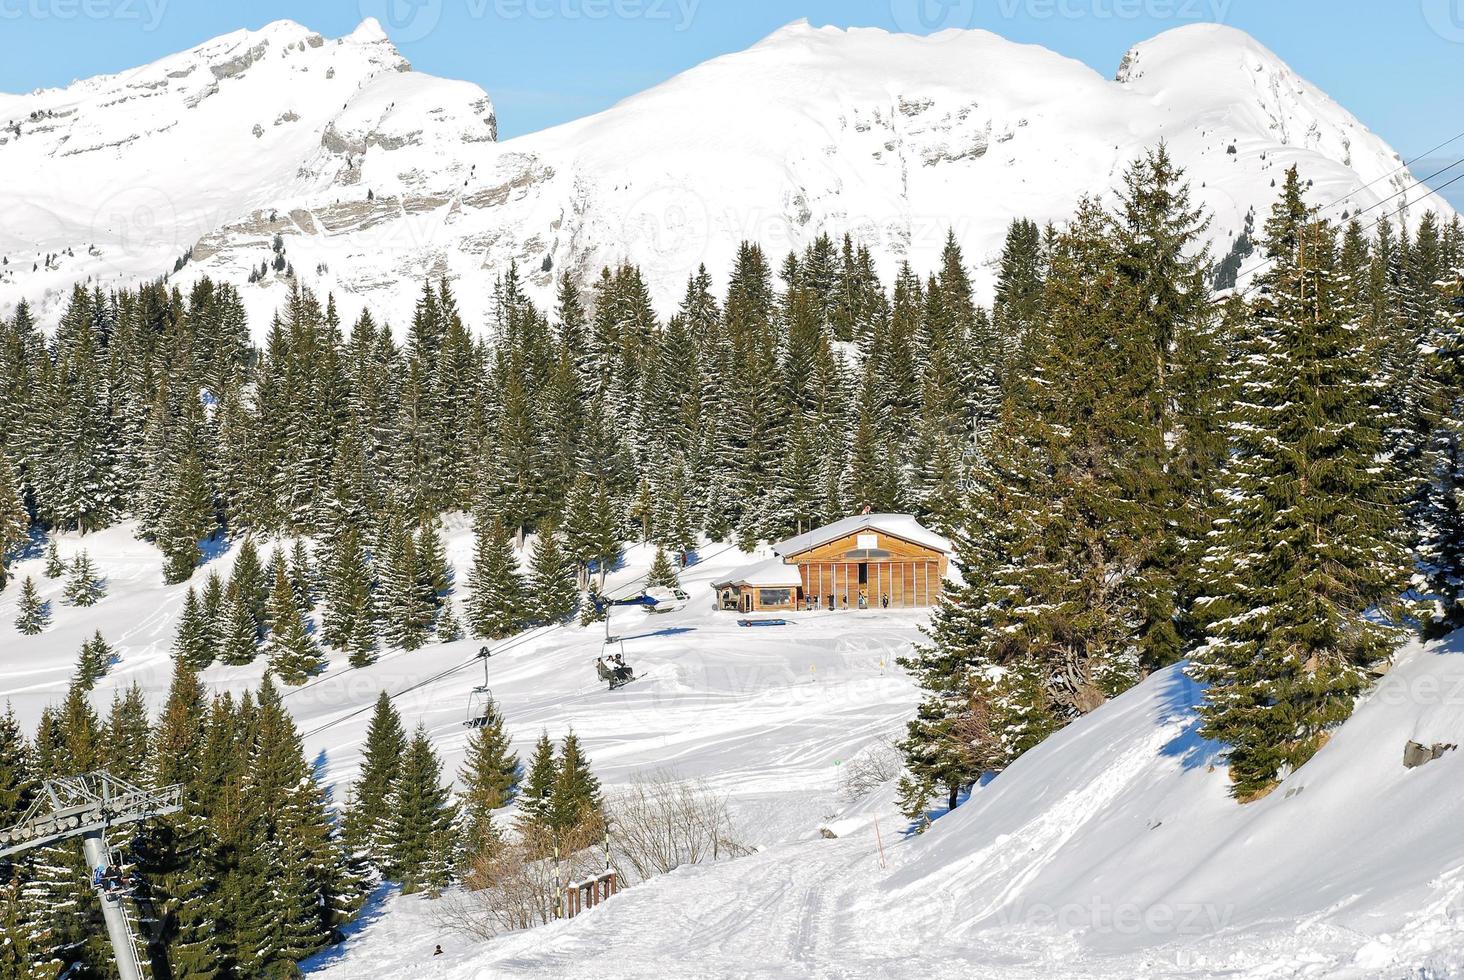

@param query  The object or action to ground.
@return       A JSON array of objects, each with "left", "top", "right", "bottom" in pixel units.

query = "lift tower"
[{"left": 0, "top": 772, "right": 182, "bottom": 980}]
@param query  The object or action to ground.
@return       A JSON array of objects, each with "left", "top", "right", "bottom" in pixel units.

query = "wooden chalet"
[{"left": 714, "top": 514, "right": 952, "bottom": 613}]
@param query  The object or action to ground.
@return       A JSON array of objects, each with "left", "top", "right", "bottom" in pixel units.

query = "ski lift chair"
[
  {"left": 463, "top": 647, "right": 495, "bottom": 728},
  {"left": 597, "top": 640, "right": 634, "bottom": 690}
]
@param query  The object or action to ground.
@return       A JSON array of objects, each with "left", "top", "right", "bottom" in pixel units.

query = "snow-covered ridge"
[{"left": 0, "top": 19, "right": 1444, "bottom": 334}]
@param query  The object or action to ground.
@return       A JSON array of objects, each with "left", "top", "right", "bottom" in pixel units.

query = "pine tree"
[
  {"left": 466, "top": 513, "right": 528, "bottom": 639},
  {"left": 172, "top": 586, "right": 214, "bottom": 670},
  {"left": 378, "top": 510, "right": 433, "bottom": 650},
  {"left": 216, "top": 586, "right": 260, "bottom": 666},
  {"left": 228, "top": 536, "right": 269, "bottom": 632},
  {"left": 14, "top": 576, "right": 48, "bottom": 635},
  {"left": 436, "top": 601, "right": 464, "bottom": 642},
  {"left": 43, "top": 540, "right": 64, "bottom": 578},
  {"left": 0, "top": 704, "right": 36, "bottom": 824},
  {"left": 0, "top": 448, "right": 26, "bottom": 591},
  {"left": 322, "top": 523, "right": 374, "bottom": 652},
  {"left": 342, "top": 692, "right": 407, "bottom": 866},
  {"left": 1413, "top": 257, "right": 1464, "bottom": 636},
  {"left": 63, "top": 550, "right": 103, "bottom": 606},
  {"left": 384, "top": 725, "right": 459, "bottom": 895},
  {"left": 1191, "top": 169, "right": 1410, "bottom": 801},
  {"left": 103, "top": 683, "right": 151, "bottom": 783},
  {"left": 529, "top": 520, "right": 577, "bottom": 623},
  {"left": 232, "top": 676, "right": 345, "bottom": 972},
  {"left": 347, "top": 611, "right": 379, "bottom": 669},
  {"left": 288, "top": 537, "right": 315, "bottom": 609},
  {"left": 0, "top": 876, "right": 37, "bottom": 978},
  {"left": 514, "top": 731, "right": 558, "bottom": 837},
  {"left": 159, "top": 450, "right": 216, "bottom": 584},
  {"left": 75, "top": 630, "right": 113, "bottom": 689},
  {"left": 645, "top": 546, "right": 680, "bottom": 590},
  {"left": 549, "top": 729, "right": 602, "bottom": 835},
  {"left": 456, "top": 698, "right": 518, "bottom": 870},
  {"left": 264, "top": 561, "right": 325, "bottom": 685}
]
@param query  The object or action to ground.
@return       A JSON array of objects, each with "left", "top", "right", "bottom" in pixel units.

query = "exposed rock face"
[
  {"left": 1403, "top": 741, "right": 1457, "bottom": 769},
  {"left": 0, "top": 19, "right": 1447, "bottom": 336}
]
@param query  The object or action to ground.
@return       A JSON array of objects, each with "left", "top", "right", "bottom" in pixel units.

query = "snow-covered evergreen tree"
[
  {"left": 171, "top": 586, "right": 214, "bottom": 670},
  {"left": 466, "top": 511, "right": 528, "bottom": 639},
  {"left": 530, "top": 519, "right": 577, "bottom": 622},
  {"left": 264, "top": 561, "right": 325, "bottom": 685},
  {"left": 1191, "top": 169, "right": 1410, "bottom": 801},
  {"left": 342, "top": 692, "right": 407, "bottom": 866},
  {"left": 75, "top": 630, "right": 114, "bottom": 688},
  {"left": 456, "top": 697, "right": 518, "bottom": 871},
  {"left": 384, "top": 725, "right": 459, "bottom": 895},
  {"left": 14, "top": 576, "right": 48, "bottom": 635},
  {"left": 62, "top": 550, "right": 103, "bottom": 606}
]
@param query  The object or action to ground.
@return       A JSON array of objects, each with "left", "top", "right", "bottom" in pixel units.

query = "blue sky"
[{"left": 1, "top": 0, "right": 1461, "bottom": 161}]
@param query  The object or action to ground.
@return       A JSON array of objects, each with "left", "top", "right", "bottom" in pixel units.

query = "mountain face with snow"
[{"left": 0, "top": 19, "right": 1443, "bottom": 332}]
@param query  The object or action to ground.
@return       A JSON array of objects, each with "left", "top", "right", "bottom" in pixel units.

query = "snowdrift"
[{"left": 396, "top": 642, "right": 1464, "bottom": 979}]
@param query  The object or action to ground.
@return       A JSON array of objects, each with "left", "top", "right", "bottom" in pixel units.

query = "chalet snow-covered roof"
[
  {"left": 773, "top": 514, "right": 952, "bottom": 558},
  {"left": 711, "top": 556, "right": 805, "bottom": 589}
]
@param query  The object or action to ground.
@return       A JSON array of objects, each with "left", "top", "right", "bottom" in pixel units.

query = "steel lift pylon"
[{"left": 0, "top": 772, "right": 182, "bottom": 980}]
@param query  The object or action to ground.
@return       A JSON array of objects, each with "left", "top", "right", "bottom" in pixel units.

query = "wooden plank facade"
[{"left": 785, "top": 529, "right": 947, "bottom": 610}]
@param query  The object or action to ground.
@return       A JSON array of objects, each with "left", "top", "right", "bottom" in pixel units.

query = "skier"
[
  {"left": 881, "top": 593, "right": 890, "bottom": 609},
  {"left": 611, "top": 652, "right": 634, "bottom": 686},
  {"left": 434, "top": 945, "right": 443, "bottom": 956}
]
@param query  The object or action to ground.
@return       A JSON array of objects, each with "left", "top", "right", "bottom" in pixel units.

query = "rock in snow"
[{"left": 0, "top": 20, "right": 1449, "bottom": 335}]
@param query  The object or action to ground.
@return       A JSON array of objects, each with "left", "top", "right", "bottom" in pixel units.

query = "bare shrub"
[
  {"left": 436, "top": 773, "right": 752, "bottom": 939},
  {"left": 607, "top": 770, "right": 750, "bottom": 885},
  {"left": 437, "top": 817, "right": 607, "bottom": 940},
  {"left": 839, "top": 737, "right": 902, "bottom": 802}
]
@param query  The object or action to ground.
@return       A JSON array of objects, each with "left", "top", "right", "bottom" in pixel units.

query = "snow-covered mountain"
[{"left": 0, "top": 18, "right": 1446, "bottom": 332}]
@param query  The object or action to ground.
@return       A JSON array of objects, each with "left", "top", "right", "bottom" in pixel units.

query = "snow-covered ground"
[
  {"left": 0, "top": 522, "right": 919, "bottom": 847},
  {"left": 1, "top": 18, "right": 1449, "bottom": 333},
  {"left": 5, "top": 524, "right": 1464, "bottom": 977}
]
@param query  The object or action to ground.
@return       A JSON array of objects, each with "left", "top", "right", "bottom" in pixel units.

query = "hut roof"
[{"left": 773, "top": 513, "right": 952, "bottom": 559}]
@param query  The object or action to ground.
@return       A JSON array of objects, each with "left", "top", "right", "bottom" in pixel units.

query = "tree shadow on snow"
[
  {"left": 311, "top": 748, "right": 331, "bottom": 788},
  {"left": 197, "top": 532, "right": 231, "bottom": 567},
  {"left": 1156, "top": 666, "right": 1225, "bottom": 771},
  {"left": 16, "top": 526, "right": 47, "bottom": 561},
  {"left": 617, "top": 626, "right": 696, "bottom": 642},
  {"left": 898, "top": 775, "right": 992, "bottom": 839},
  {"left": 301, "top": 881, "right": 399, "bottom": 974}
]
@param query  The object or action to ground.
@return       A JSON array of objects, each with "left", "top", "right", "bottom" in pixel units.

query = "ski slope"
[
  {"left": 317, "top": 649, "right": 1464, "bottom": 980},
  {"left": 0, "top": 519, "right": 922, "bottom": 846},
  {"left": 6, "top": 523, "right": 1464, "bottom": 976}
]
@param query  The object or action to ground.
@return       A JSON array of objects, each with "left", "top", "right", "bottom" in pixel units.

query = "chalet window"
[{"left": 759, "top": 588, "right": 792, "bottom": 606}]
